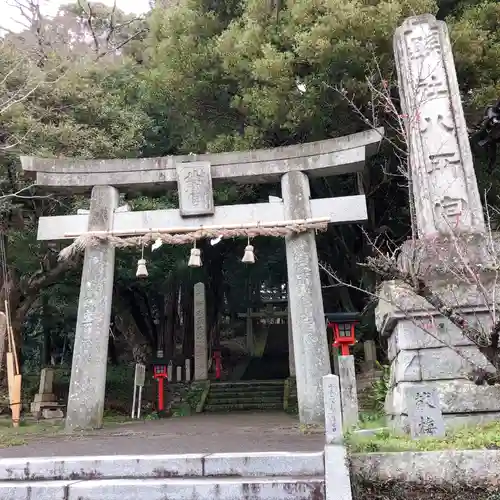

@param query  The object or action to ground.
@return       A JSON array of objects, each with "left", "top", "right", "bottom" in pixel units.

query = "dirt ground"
[{"left": 0, "top": 411, "right": 325, "bottom": 458}]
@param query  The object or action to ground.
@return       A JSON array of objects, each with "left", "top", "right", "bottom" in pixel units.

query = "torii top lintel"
[{"left": 20, "top": 127, "right": 383, "bottom": 192}]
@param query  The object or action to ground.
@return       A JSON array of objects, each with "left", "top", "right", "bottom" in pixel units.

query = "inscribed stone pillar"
[
  {"left": 338, "top": 355, "right": 359, "bottom": 428},
  {"left": 394, "top": 14, "right": 485, "bottom": 237},
  {"left": 282, "top": 171, "right": 331, "bottom": 425},
  {"left": 194, "top": 282, "right": 208, "bottom": 380},
  {"left": 66, "top": 185, "right": 119, "bottom": 432},
  {"left": 362, "top": 340, "right": 377, "bottom": 372}
]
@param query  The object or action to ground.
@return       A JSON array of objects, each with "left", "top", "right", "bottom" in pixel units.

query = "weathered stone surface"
[
  {"left": 386, "top": 380, "right": 500, "bottom": 415},
  {"left": 351, "top": 450, "right": 500, "bottom": 486},
  {"left": 325, "top": 445, "right": 353, "bottom": 500},
  {"left": 0, "top": 454, "right": 205, "bottom": 481},
  {"left": 65, "top": 185, "right": 119, "bottom": 432},
  {"left": 0, "top": 481, "right": 74, "bottom": 499},
  {"left": 41, "top": 408, "right": 64, "bottom": 419},
  {"left": 323, "top": 375, "right": 343, "bottom": 445},
  {"left": 407, "top": 386, "right": 445, "bottom": 439},
  {"left": 282, "top": 171, "right": 331, "bottom": 425},
  {"left": 38, "top": 367, "right": 54, "bottom": 394},
  {"left": 395, "top": 14, "right": 484, "bottom": 237},
  {"left": 338, "top": 356, "right": 359, "bottom": 428},
  {"left": 376, "top": 281, "right": 499, "bottom": 336},
  {"left": 0, "top": 452, "right": 323, "bottom": 482},
  {"left": 390, "top": 346, "right": 494, "bottom": 385},
  {"left": 21, "top": 127, "right": 383, "bottom": 191},
  {"left": 362, "top": 340, "right": 377, "bottom": 372},
  {"left": 38, "top": 196, "right": 368, "bottom": 241},
  {"left": 387, "top": 317, "right": 480, "bottom": 361},
  {"left": 176, "top": 161, "right": 214, "bottom": 216},
  {"left": 68, "top": 477, "right": 325, "bottom": 500},
  {"left": 204, "top": 451, "right": 324, "bottom": 477},
  {"left": 193, "top": 282, "right": 207, "bottom": 381},
  {"left": 389, "top": 351, "right": 422, "bottom": 385}
]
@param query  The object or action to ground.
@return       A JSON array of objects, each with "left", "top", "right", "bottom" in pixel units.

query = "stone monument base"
[{"left": 376, "top": 279, "right": 500, "bottom": 433}]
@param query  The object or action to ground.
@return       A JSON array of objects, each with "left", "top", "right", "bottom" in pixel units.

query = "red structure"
[
  {"left": 153, "top": 363, "right": 168, "bottom": 411},
  {"left": 213, "top": 351, "right": 222, "bottom": 380},
  {"left": 326, "top": 313, "right": 359, "bottom": 356}
]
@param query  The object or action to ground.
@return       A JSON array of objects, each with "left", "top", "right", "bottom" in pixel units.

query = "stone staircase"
[
  {"left": 204, "top": 380, "right": 285, "bottom": 412},
  {"left": 0, "top": 451, "right": 325, "bottom": 499}
]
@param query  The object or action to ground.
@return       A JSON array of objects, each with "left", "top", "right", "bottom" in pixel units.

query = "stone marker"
[
  {"left": 185, "top": 359, "right": 191, "bottom": 382},
  {"left": 283, "top": 171, "right": 331, "bottom": 425},
  {"left": 167, "top": 361, "right": 173, "bottom": 381},
  {"left": 338, "top": 355, "right": 359, "bottom": 428},
  {"left": 176, "top": 161, "right": 214, "bottom": 216},
  {"left": 407, "top": 385, "right": 445, "bottom": 439},
  {"left": 31, "top": 367, "right": 63, "bottom": 418},
  {"left": 323, "top": 374, "right": 343, "bottom": 445},
  {"left": 65, "top": 185, "right": 119, "bottom": 431},
  {"left": 194, "top": 282, "right": 208, "bottom": 380},
  {"left": 323, "top": 374, "right": 353, "bottom": 500},
  {"left": 363, "top": 340, "right": 377, "bottom": 372},
  {"left": 176, "top": 365, "right": 182, "bottom": 383}
]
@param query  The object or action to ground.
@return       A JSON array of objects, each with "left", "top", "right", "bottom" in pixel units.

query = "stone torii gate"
[{"left": 21, "top": 127, "right": 383, "bottom": 430}]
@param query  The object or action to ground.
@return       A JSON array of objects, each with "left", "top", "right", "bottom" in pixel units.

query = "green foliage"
[
  {"left": 2, "top": 0, "right": 500, "bottom": 376},
  {"left": 363, "top": 363, "right": 391, "bottom": 415},
  {"left": 347, "top": 421, "right": 500, "bottom": 453}
]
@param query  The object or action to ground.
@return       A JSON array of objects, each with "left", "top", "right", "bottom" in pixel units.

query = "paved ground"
[{"left": 0, "top": 412, "right": 324, "bottom": 458}]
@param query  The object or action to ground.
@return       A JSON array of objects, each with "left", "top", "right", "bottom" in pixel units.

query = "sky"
[{"left": 2, "top": 0, "right": 151, "bottom": 32}]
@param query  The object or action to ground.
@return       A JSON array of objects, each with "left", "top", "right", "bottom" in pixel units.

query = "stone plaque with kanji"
[
  {"left": 176, "top": 161, "right": 214, "bottom": 216},
  {"left": 407, "top": 386, "right": 445, "bottom": 439}
]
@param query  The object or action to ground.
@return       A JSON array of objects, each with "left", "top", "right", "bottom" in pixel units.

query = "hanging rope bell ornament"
[
  {"left": 242, "top": 237, "right": 255, "bottom": 264},
  {"left": 136, "top": 242, "right": 148, "bottom": 278},
  {"left": 188, "top": 241, "right": 202, "bottom": 268}
]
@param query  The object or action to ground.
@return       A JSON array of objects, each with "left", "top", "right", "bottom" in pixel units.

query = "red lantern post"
[
  {"left": 153, "top": 364, "right": 168, "bottom": 411},
  {"left": 328, "top": 317, "right": 358, "bottom": 356}
]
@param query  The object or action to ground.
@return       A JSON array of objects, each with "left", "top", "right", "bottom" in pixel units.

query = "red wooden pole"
[{"left": 158, "top": 377, "right": 164, "bottom": 411}]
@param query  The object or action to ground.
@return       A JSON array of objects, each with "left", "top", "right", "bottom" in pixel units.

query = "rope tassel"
[
  {"left": 136, "top": 243, "right": 148, "bottom": 278},
  {"left": 188, "top": 247, "right": 202, "bottom": 268},
  {"left": 242, "top": 244, "right": 255, "bottom": 264},
  {"left": 136, "top": 258, "right": 148, "bottom": 278}
]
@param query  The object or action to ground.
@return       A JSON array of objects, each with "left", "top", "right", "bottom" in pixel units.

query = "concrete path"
[{"left": 1, "top": 412, "right": 324, "bottom": 458}]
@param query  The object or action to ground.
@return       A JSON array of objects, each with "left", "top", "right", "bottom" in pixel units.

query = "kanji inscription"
[
  {"left": 407, "top": 386, "right": 445, "bottom": 439},
  {"left": 394, "top": 14, "right": 485, "bottom": 236},
  {"left": 176, "top": 161, "right": 215, "bottom": 216}
]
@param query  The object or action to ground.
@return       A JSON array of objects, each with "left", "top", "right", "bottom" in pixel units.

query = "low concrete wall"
[
  {"left": 351, "top": 450, "right": 500, "bottom": 499},
  {"left": 351, "top": 449, "right": 500, "bottom": 485}
]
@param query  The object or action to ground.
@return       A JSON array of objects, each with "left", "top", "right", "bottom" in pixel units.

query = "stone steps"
[
  {"left": 206, "top": 395, "right": 284, "bottom": 405},
  {"left": 204, "top": 380, "right": 285, "bottom": 412},
  {"left": 0, "top": 451, "right": 325, "bottom": 500}
]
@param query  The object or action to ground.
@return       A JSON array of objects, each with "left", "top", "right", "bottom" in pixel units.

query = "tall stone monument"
[
  {"left": 376, "top": 14, "right": 500, "bottom": 432},
  {"left": 194, "top": 282, "right": 208, "bottom": 381}
]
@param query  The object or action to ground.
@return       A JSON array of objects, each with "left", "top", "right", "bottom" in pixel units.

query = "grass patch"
[
  {"left": 0, "top": 413, "right": 136, "bottom": 448},
  {"left": 0, "top": 418, "right": 63, "bottom": 448},
  {"left": 357, "top": 411, "right": 386, "bottom": 430},
  {"left": 347, "top": 420, "right": 500, "bottom": 453}
]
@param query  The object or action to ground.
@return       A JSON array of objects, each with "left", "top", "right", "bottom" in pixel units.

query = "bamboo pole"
[{"left": 64, "top": 216, "right": 331, "bottom": 239}]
